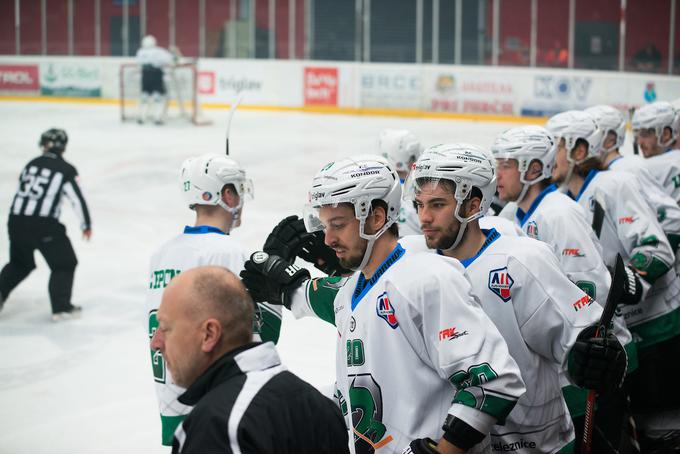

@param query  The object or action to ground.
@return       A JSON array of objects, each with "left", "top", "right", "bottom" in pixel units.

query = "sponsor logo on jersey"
[
  {"left": 491, "top": 439, "right": 537, "bottom": 451},
  {"left": 562, "top": 248, "right": 585, "bottom": 257},
  {"left": 349, "top": 316, "right": 356, "bottom": 332},
  {"left": 618, "top": 216, "right": 636, "bottom": 224},
  {"left": 572, "top": 294, "right": 594, "bottom": 312},
  {"left": 438, "top": 326, "right": 469, "bottom": 342},
  {"left": 526, "top": 221, "right": 539, "bottom": 239},
  {"left": 488, "top": 267, "right": 514, "bottom": 302},
  {"left": 376, "top": 292, "right": 399, "bottom": 329}
]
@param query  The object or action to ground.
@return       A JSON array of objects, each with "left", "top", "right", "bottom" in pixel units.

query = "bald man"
[{"left": 151, "top": 266, "right": 349, "bottom": 454}]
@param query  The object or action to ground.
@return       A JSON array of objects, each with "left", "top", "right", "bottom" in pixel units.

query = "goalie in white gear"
[
  {"left": 491, "top": 125, "right": 637, "bottom": 451},
  {"left": 244, "top": 154, "right": 526, "bottom": 453},
  {"left": 135, "top": 35, "right": 175, "bottom": 125},
  {"left": 378, "top": 129, "right": 422, "bottom": 237},
  {"left": 632, "top": 101, "right": 680, "bottom": 205},
  {"left": 145, "top": 154, "right": 282, "bottom": 446},
  {"left": 548, "top": 110, "right": 680, "bottom": 447}
]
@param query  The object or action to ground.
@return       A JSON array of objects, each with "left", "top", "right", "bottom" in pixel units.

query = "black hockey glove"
[
  {"left": 263, "top": 215, "right": 350, "bottom": 277},
  {"left": 568, "top": 325, "right": 627, "bottom": 395},
  {"left": 620, "top": 265, "right": 644, "bottom": 305},
  {"left": 240, "top": 251, "right": 310, "bottom": 309},
  {"left": 402, "top": 438, "right": 439, "bottom": 454}
]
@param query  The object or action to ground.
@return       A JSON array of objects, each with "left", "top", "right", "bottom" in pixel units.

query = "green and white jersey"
[
  {"left": 145, "top": 225, "right": 282, "bottom": 445},
  {"left": 396, "top": 196, "right": 421, "bottom": 237},
  {"left": 608, "top": 155, "right": 680, "bottom": 271},
  {"left": 570, "top": 170, "right": 680, "bottom": 349},
  {"left": 643, "top": 149, "right": 680, "bottom": 205},
  {"left": 294, "top": 245, "right": 525, "bottom": 454}
]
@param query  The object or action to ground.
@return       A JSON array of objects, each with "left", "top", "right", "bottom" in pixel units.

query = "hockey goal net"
[{"left": 119, "top": 62, "right": 211, "bottom": 125}]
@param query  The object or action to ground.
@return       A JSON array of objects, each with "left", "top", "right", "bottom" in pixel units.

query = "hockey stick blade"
[{"left": 225, "top": 92, "right": 245, "bottom": 155}]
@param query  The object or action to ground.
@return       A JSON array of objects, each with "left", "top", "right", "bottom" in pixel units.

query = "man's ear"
[
  {"left": 462, "top": 196, "right": 482, "bottom": 218},
  {"left": 525, "top": 160, "right": 544, "bottom": 181},
  {"left": 221, "top": 187, "right": 240, "bottom": 208},
  {"left": 572, "top": 142, "right": 588, "bottom": 161},
  {"left": 368, "top": 205, "right": 388, "bottom": 234},
  {"left": 662, "top": 127, "right": 673, "bottom": 143},
  {"left": 201, "top": 318, "right": 223, "bottom": 353}
]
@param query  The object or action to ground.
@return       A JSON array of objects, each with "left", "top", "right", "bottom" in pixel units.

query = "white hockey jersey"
[
  {"left": 643, "top": 149, "right": 680, "bottom": 205},
  {"left": 397, "top": 195, "right": 421, "bottom": 237},
  {"left": 570, "top": 170, "right": 680, "bottom": 349},
  {"left": 480, "top": 215, "right": 524, "bottom": 237},
  {"left": 608, "top": 155, "right": 680, "bottom": 272},
  {"left": 294, "top": 244, "right": 525, "bottom": 454},
  {"left": 145, "top": 225, "right": 282, "bottom": 445},
  {"left": 136, "top": 46, "right": 174, "bottom": 68}
]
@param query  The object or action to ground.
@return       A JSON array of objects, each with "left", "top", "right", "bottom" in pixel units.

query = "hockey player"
[
  {"left": 246, "top": 154, "right": 526, "bottom": 454},
  {"left": 378, "top": 129, "right": 422, "bottom": 236},
  {"left": 145, "top": 154, "right": 282, "bottom": 446},
  {"left": 587, "top": 104, "right": 680, "bottom": 272},
  {"left": 548, "top": 110, "right": 680, "bottom": 449},
  {"left": 492, "top": 125, "right": 637, "bottom": 451},
  {"left": 135, "top": 35, "right": 175, "bottom": 125},
  {"left": 0, "top": 128, "right": 91, "bottom": 321},
  {"left": 632, "top": 101, "right": 680, "bottom": 205}
]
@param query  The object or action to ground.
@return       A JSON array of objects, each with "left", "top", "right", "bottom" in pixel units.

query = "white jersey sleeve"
[
  {"left": 136, "top": 46, "right": 174, "bottom": 68},
  {"left": 644, "top": 150, "right": 680, "bottom": 205}
]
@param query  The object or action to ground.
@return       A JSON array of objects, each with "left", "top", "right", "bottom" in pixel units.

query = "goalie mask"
[
  {"left": 632, "top": 101, "right": 679, "bottom": 149},
  {"left": 180, "top": 154, "right": 253, "bottom": 228},
  {"left": 304, "top": 155, "right": 401, "bottom": 271},
  {"left": 404, "top": 143, "right": 496, "bottom": 250},
  {"left": 585, "top": 105, "right": 627, "bottom": 154},
  {"left": 378, "top": 129, "right": 421, "bottom": 177},
  {"left": 491, "top": 125, "right": 556, "bottom": 204}
]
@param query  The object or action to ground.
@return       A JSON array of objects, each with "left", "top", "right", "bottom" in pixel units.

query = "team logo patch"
[
  {"left": 488, "top": 267, "right": 514, "bottom": 302},
  {"left": 376, "top": 292, "right": 399, "bottom": 329},
  {"left": 201, "top": 191, "right": 212, "bottom": 201},
  {"left": 526, "top": 221, "right": 539, "bottom": 239}
]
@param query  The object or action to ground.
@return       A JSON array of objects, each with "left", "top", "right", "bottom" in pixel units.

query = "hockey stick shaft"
[
  {"left": 225, "top": 92, "right": 245, "bottom": 155},
  {"left": 581, "top": 253, "right": 626, "bottom": 454}
]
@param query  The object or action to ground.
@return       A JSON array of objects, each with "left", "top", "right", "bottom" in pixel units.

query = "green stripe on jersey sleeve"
[{"left": 306, "top": 276, "right": 346, "bottom": 326}]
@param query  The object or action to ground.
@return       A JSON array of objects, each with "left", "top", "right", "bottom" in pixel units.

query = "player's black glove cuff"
[
  {"left": 442, "top": 415, "right": 486, "bottom": 450},
  {"left": 239, "top": 251, "right": 310, "bottom": 309},
  {"left": 620, "top": 265, "right": 643, "bottom": 305},
  {"left": 402, "top": 438, "right": 439, "bottom": 454},
  {"left": 263, "top": 215, "right": 350, "bottom": 277},
  {"left": 568, "top": 325, "right": 627, "bottom": 395}
]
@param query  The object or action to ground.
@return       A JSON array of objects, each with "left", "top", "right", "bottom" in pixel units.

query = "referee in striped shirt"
[{"left": 0, "top": 128, "right": 91, "bottom": 321}]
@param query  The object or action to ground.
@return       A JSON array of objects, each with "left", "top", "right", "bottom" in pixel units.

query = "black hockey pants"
[{"left": 0, "top": 216, "right": 78, "bottom": 313}]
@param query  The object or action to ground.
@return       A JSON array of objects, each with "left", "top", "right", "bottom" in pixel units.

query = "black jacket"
[{"left": 172, "top": 342, "right": 349, "bottom": 454}]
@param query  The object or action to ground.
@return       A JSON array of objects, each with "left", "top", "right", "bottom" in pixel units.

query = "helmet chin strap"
[
  {"left": 217, "top": 199, "right": 242, "bottom": 231},
  {"left": 352, "top": 217, "right": 392, "bottom": 272},
  {"left": 442, "top": 203, "right": 483, "bottom": 253}
]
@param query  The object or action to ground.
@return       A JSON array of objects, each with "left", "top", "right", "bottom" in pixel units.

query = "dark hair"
[{"left": 572, "top": 138, "right": 603, "bottom": 177}]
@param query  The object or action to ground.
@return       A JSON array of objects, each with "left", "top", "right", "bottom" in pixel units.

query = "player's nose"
[{"left": 150, "top": 330, "right": 164, "bottom": 351}]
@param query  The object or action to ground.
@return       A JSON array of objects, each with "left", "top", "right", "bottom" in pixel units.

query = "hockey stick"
[
  {"left": 225, "top": 92, "right": 245, "bottom": 155},
  {"left": 581, "top": 253, "right": 626, "bottom": 454}
]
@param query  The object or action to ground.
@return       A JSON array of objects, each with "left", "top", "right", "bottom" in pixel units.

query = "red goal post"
[{"left": 119, "top": 62, "right": 211, "bottom": 125}]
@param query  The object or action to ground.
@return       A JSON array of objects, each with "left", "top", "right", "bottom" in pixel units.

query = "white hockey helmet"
[
  {"left": 377, "top": 129, "right": 421, "bottom": 174},
  {"left": 304, "top": 154, "right": 401, "bottom": 271},
  {"left": 491, "top": 125, "right": 556, "bottom": 203},
  {"left": 632, "top": 101, "right": 679, "bottom": 148},
  {"left": 546, "top": 110, "right": 605, "bottom": 162},
  {"left": 142, "top": 35, "right": 157, "bottom": 49},
  {"left": 404, "top": 143, "right": 496, "bottom": 250},
  {"left": 180, "top": 154, "right": 253, "bottom": 226},
  {"left": 584, "top": 105, "right": 627, "bottom": 153}
]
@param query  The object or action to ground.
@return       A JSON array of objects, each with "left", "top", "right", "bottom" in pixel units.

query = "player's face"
[
  {"left": 414, "top": 182, "right": 461, "bottom": 250},
  {"left": 552, "top": 138, "right": 570, "bottom": 184},
  {"left": 151, "top": 287, "right": 205, "bottom": 388},
  {"left": 602, "top": 131, "right": 617, "bottom": 151},
  {"left": 319, "top": 204, "right": 368, "bottom": 270},
  {"left": 495, "top": 159, "right": 523, "bottom": 202},
  {"left": 636, "top": 128, "right": 661, "bottom": 157}
]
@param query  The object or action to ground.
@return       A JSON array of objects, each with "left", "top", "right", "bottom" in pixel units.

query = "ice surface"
[{"left": 0, "top": 102, "right": 634, "bottom": 453}]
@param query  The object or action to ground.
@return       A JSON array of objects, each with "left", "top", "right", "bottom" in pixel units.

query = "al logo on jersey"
[
  {"left": 488, "top": 267, "right": 514, "bottom": 302},
  {"left": 376, "top": 292, "right": 399, "bottom": 328}
]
